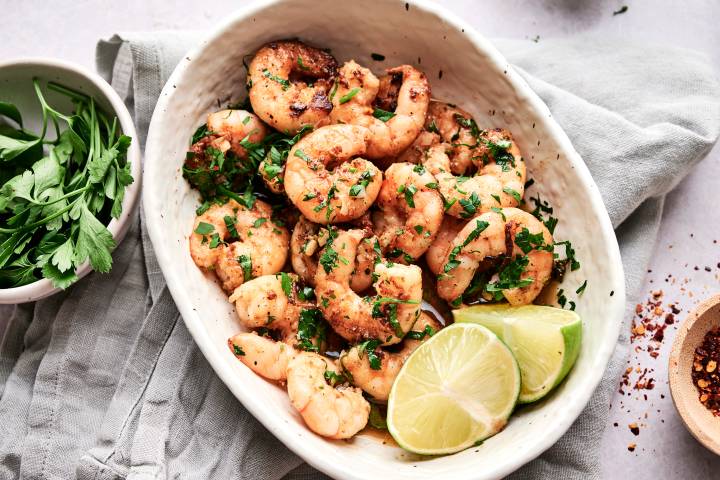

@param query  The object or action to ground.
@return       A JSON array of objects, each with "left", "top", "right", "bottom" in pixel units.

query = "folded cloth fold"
[{"left": 1, "top": 31, "right": 718, "bottom": 480}]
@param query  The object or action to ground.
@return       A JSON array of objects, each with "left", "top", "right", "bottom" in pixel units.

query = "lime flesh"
[
  {"left": 454, "top": 304, "right": 582, "bottom": 403},
  {"left": 387, "top": 323, "right": 520, "bottom": 455}
]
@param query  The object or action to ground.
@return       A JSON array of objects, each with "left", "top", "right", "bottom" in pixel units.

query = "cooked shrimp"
[
  {"left": 437, "top": 208, "right": 553, "bottom": 306},
  {"left": 315, "top": 229, "right": 422, "bottom": 345},
  {"left": 206, "top": 109, "right": 268, "bottom": 159},
  {"left": 228, "top": 332, "right": 297, "bottom": 381},
  {"left": 248, "top": 40, "right": 337, "bottom": 134},
  {"left": 189, "top": 199, "right": 289, "bottom": 293},
  {"left": 229, "top": 273, "right": 313, "bottom": 338},
  {"left": 286, "top": 351, "right": 370, "bottom": 439},
  {"left": 291, "top": 216, "right": 379, "bottom": 292},
  {"left": 340, "top": 312, "right": 442, "bottom": 400},
  {"left": 372, "top": 162, "right": 443, "bottom": 263},
  {"left": 425, "top": 215, "right": 466, "bottom": 275},
  {"left": 423, "top": 130, "right": 526, "bottom": 219},
  {"left": 329, "top": 61, "right": 430, "bottom": 159},
  {"left": 423, "top": 101, "right": 478, "bottom": 175},
  {"left": 284, "top": 124, "right": 382, "bottom": 224}
]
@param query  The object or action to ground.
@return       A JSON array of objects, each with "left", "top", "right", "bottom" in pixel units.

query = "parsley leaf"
[
  {"left": 403, "top": 184, "right": 417, "bottom": 207},
  {"left": 237, "top": 254, "right": 253, "bottom": 281},
  {"left": 339, "top": 87, "right": 361, "bottom": 104},
  {"left": 406, "top": 324, "right": 435, "bottom": 340},
  {"left": 515, "top": 227, "right": 551, "bottom": 254},
  {"left": 458, "top": 192, "right": 481, "bottom": 218},
  {"left": 297, "top": 308, "right": 327, "bottom": 352},
  {"left": 262, "top": 68, "right": 290, "bottom": 90},
  {"left": 372, "top": 108, "right": 396, "bottom": 122},
  {"left": 503, "top": 187, "right": 521, "bottom": 203},
  {"left": 357, "top": 339, "right": 382, "bottom": 370},
  {"left": 484, "top": 255, "right": 533, "bottom": 300}
]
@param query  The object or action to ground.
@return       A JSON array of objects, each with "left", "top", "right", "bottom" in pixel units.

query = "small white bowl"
[
  {"left": 0, "top": 58, "right": 141, "bottom": 304},
  {"left": 144, "top": 0, "right": 625, "bottom": 478}
]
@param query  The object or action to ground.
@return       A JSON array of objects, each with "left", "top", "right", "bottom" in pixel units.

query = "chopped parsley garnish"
[
  {"left": 232, "top": 344, "right": 245, "bottom": 356},
  {"left": 503, "top": 187, "right": 521, "bottom": 203},
  {"left": 298, "top": 285, "right": 315, "bottom": 301},
  {"left": 297, "top": 55, "right": 310, "bottom": 71},
  {"left": 387, "top": 248, "right": 414, "bottom": 264},
  {"left": 223, "top": 215, "right": 239, "bottom": 240},
  {"left": 458, "top": 192, "right": 481, "bottom": 218},
  {"left": 491, "top": 206, "right": 506, "bottom": 220},
  {"left": 313, "top": 184, "right": 338, "bottom": 220},
  {"left": 402, "top": 184, "right": 417, "bottom": 207},
  {"left": 237, "top": 254, "right": 253, "bottom": 281},
  {"left": 557, "top": 288, "right": 568, "bottom": 308},
  {"left": 323, "top": 370, "right": 346, "bottom": 386},
  {"left": 348, "top": 171, "right": 374, "bottom": 197},
  {"left": 194, "top": 222, "right": 215, "bottom": 235},
  {"left": 328, "top": 79, "right": 339, "bottom": 101},
  {"left": 406, "top": 324, "right": 435, "bottom": 340},
  {"left": 413, "top": 225, "right": 424, "bottom": 234},
  {"left": 357, "top": 339, "right": 382, "bottom": 370},
  {"left": 294, "top": 149, "right": 310, "bottom": 162},
  {"left": 196, "top": 201, "right": 212, "bottom": 216},
  {"left": 372, "top": 108, "right": 396, "bottom": 122},
  {"left": 515, "top": 227, "right": 552, "bottom": 254},
  {"left": 296, "top": 308, "right": 327, "bottom": 352},
  {"left": 302, "top": 192, "right": 317, "bottom": 201},
  {"left": 262, "top": 68, "right": 290, "bottom": 90},
  {"left": 412, "top": 164, "right": 426, "bottom": 175},
  {"left": 208, "top": 233, "right": 222, "bottom": 249},
  {"left": 554, "top": 240, "right": 580, "bottom": 271},
  {"left": 280, "top": 272, "right": 293, "bottom": 297},
  {"left": 528, "top": 193, "right": 558, "bottom": 234},
  {"left": 426, "top": 120, "right": 440, "bottom": 134},
  {"left": 318, "top": 228, "right": 339, "bottom": 273},
  {"left": 252, "top": 217, "right": 267, "bottom": 228},
  {"left": 339, "top": 87, "right": 360, "bottom": 104},
  {"left": 576, "top": 279, "right": 588, "bottom": 295},
  {"left": 443, "top": 220, "right": 490, "bottom": 273},
  {"left": 425, "top": 182, "right": 438, "bottom": 190},
  {"left": 484, "top": 255, "right": 533, "bottom": 300},
  {"left": 263, "top": 161, "right": 283, "bottom": 180}
]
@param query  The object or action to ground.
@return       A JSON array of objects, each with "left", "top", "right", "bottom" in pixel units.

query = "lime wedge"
[
  {"left": 387, "top": 323, "right": 520, "bottom": 455},
  {"left": 454, "top": 304, "right": 582, "bottom": 403}
]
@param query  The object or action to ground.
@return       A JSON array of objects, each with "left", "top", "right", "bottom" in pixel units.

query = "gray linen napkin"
[{"left": 1, "top": 30, "right": 719, "bottom": 480}]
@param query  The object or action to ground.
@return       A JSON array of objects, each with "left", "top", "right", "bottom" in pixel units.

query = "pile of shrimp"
[{"left": 187, "top": 40, "right": 556, "bottom": 440}]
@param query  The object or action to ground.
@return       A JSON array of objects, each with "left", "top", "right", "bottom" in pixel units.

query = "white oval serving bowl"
[
  {"left": 144, "top": 0, "right": 626, "bottom": 478},
  {"left": 0, "top": 58, "right": 141, "bottom": 304}
]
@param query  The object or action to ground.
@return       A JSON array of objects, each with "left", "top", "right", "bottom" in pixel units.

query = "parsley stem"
[
  {"left": 217, "top": 185, "right": 245, "bottom": 204},
  {"left": 25, "top": 185, "right": 91, "bottom": 207},
  {"left": 0, "top": 196, "right": 82, "bottom": 234}
]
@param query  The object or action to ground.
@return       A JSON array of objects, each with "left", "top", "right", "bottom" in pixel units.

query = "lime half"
[
  {"left": 387, "top": 323, "right": 520, "bottom": 455},
  {"left": 454, "top": 304, "right": 582, "bottom": 403}
]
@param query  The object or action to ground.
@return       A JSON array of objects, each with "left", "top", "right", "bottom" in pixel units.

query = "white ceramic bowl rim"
[
  {"left": 144, "top": 1, "right": 626, "bottom": 478},
  {"left": 0, "top": 57, "right": 142, "bottom": 303}
]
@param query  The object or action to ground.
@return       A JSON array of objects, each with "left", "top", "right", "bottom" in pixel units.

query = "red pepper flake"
[
  {"left": 691, "top": 327, "right": 720, "bottom": 416},
  {"left": 628, "top": 443, "right": 636, "bottom": 452},
  {"left": 628, "top": 423, "right": 640, "bottom": 436}
]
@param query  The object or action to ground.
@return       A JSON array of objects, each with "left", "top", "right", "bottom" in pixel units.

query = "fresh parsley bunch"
[{"left": 0, "top": 80, "right": 133, "bottom": 289}]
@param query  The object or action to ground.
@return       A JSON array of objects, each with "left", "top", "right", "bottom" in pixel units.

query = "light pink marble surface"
[{"left": 1, "top": 0, "right": 718, "bottom": 476}]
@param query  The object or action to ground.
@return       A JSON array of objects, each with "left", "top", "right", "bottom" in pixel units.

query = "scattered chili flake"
[
  {"left": 627, "top": 443, "right": 636, "bottom": 452},
  {"left": 628, "top": 423, "right": 640, "bottom": 436},
  {"left": 691, "top": 327, "right": 720, "bottom": 416}
]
